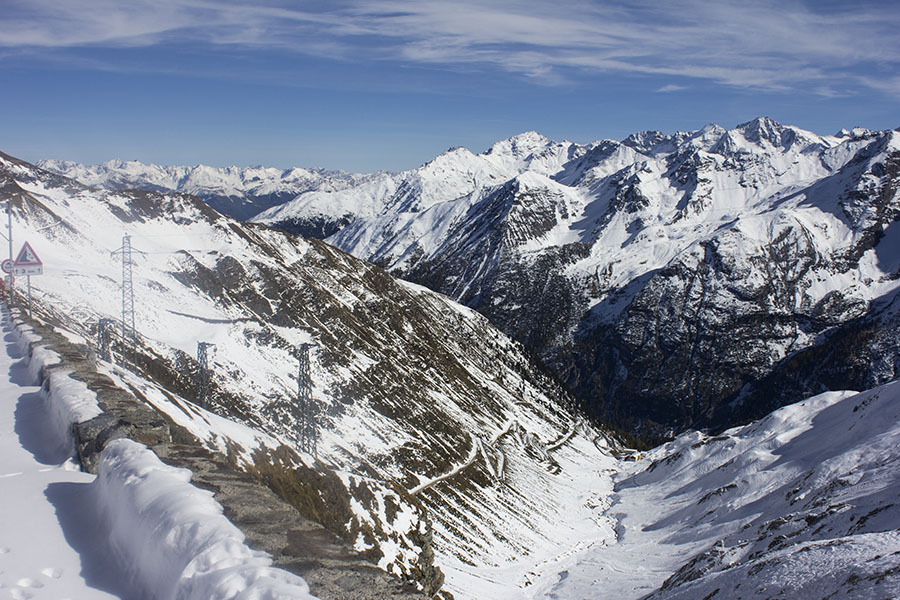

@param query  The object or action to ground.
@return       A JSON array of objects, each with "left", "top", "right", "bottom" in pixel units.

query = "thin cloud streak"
[{"left": 2, "top": 0, "right": 899, "bottom": 96}]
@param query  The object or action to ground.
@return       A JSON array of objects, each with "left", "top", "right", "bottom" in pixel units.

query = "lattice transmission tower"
[
  {"left": 297, "top": 343, "right": 317, "bottom": 457},
  {"left": 97, "top": 318, "right": 116, "bottom": 362},
  {"left": 197, "top": 342, "right": 216, "bottom": 408},
  {"left": 110, "top": 234, "right": 136, "bottom": 358}
]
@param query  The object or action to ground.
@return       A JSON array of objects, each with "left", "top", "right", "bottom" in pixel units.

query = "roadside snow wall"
[{"left": 97, "top": 438, "right": 315, "bottom": 600}]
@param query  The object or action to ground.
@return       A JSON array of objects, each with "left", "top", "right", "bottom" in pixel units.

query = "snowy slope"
[
  {"left": 537, "top": 381, "right": 900, "bottom": 599},
  {"left": 1, "top": 150, "right": 622, "bottom": 597},
  {"left": 249, "top": 119, "right": 900, "bottom": 437}
]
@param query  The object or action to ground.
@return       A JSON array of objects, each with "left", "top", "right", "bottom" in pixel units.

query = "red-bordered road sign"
[{"left": 12, "top": 241, "right": 42, "bottom": 276}]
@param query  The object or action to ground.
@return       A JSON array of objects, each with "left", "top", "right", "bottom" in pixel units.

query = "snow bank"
[
  {"left": 8, "top": 311, "right": 97, "bottom": 456},
  {"left": 42, "top": 370, "right": 104, "bottom": 457},
  {"left": 95, "top": 439, "right": 317, "bottom": 600},
  {"left": 10, "top": 318, "right": 61, "bottom": 384},
  {"left": 27, "top": 344, "right": 61, "bottom": 386}
]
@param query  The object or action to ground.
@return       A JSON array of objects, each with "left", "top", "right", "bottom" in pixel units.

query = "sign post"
[
  {"left": 6, "top": 202, "right": 12, "bottom": 295},
  {"left": 0, "top": 260, "right": 11, "bottom": 303},
  {"left": 12, "top": 242, "right": 42, "bottom": 316}
]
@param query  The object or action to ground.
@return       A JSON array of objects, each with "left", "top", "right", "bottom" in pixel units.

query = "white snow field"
[{"left": 0, "top": 308, "right": 317, "bottom": 600}]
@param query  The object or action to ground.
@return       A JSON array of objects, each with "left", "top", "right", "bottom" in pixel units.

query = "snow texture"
[
  {"left": 537, "top": 384, "right": 900, "bottom": 599},
  {"left": 12, "top": 322, "right": 61, "bottom": 385},
  {"left": 0, "top": 307, "right": 119, "bottom": 600}
]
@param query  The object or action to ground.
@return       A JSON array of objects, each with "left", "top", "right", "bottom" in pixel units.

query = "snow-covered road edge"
[
  {"left": 13, "top": 317, "right": 62, "bottom": 384},
  {"left": 6, "top": 307, "right": 318, "bottom": 600}
]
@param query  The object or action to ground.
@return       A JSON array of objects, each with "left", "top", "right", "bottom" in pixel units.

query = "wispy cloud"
[
  {"left": 657, "top": 84, "right": 687, "bottom": 93},
  {"left": 2, "top": 0, "right": 899, "bottom": 96}
]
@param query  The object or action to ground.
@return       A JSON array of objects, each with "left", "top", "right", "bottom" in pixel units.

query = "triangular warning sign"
[{"left": 14, "top": 242, "right": 42, "bottom": 266}]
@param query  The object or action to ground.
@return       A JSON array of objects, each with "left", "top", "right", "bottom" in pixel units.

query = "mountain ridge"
[
  {"left": 38, "top": 119, "right": 900, "bottom": 439},
  {"left": 37, "top": 157, "right": 383, "bottom": 222}
]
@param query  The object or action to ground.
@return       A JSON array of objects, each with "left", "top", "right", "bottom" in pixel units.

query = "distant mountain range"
[
  {"left": 42, "top": 118, "right": 900, "bottom": 439},
  {"left": 37, "top": 158, "right": 381, "bottom": 222}
]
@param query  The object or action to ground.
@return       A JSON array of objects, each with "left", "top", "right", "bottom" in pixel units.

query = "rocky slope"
[
  {"left": 1, "top": 150, "right": 623, "bottom": 598},
  {"left": 242, "top": 119, "right": 900, "bottom": 438},
  {"left": 9, "top": 308, "right": 427, "bottom": 600}
]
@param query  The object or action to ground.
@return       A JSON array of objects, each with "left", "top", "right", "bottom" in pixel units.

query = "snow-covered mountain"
[
  {"left": 247, "top": 119, "right": 900, "bottom": 439},
  {"left": 40, "top": 120, "right": 900, "bottom": 441},
  {"left": 1, "top": 150, "right": 622, "bottom": 597},
  {"left": 539, "top": 381, "right": 900, "bottom": 599},
  {"left": 38, "top": 158, "right": 380, "bottom": 222},
  {"left": 5, "top": 149, "right": 900, "bottom": 598}
]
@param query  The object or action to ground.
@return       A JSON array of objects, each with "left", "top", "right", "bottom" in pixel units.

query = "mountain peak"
[
  {"left": 622, "top": 130, "right": 677, "bottom": 155},
  {"left": 734, "top": 116, "right": 791, "bottom": 146},
  {"left": 419, "top": 145, "right": 478, "bottom": 173},
  {"left": 486, "top": 131, "right": 552, "bottom": 159},
  {"left": 836, "top": 126, "right": 874, "bottom": 139},
  {"left": 739, "top": 115, "right": 783, "bottom": 129}
]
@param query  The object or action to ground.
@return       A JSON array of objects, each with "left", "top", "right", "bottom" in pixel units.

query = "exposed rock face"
[
  {"left": 572, "top": 137, "right": 900, "bottom": 436},
  {"left": 249, "top": 120, "right": 900, "bottom": 438}
]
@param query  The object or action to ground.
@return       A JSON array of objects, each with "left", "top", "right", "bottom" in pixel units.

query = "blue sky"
[{"left": 1, "top": 0, "right": 898, "bottom": 173}]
